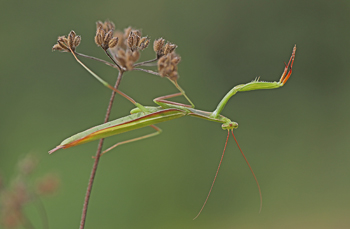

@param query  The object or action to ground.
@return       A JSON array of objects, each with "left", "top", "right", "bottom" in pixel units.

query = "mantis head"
[{"left": 221, "top": 121, "right": 238, "bottom": 130}]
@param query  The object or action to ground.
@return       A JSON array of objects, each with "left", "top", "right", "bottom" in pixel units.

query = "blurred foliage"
[
  {"left": 1, "top": 0, "right": 350, "bottom": 228},
  {"left": 0, "top": 155, "right": 59, "bottom": 228}
]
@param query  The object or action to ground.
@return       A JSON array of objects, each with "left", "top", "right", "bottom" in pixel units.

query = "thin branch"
[
  {"left": 133, "top": 58, "right": 158, "bottom": 67},
  {"left": 133, "top": 68, "right": 161, "bottom": 76},
  {"left": 79, "top": 71, "right": 123, "bottom": 229},
  {"left": 75, "top": 52, "right": 118, "bottom": 69},
  {"left": 104, "top": 50, "right": 126, "bottom": 72}
]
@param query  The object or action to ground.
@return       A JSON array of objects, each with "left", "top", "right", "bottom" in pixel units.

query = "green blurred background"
[{"left": 1, "top": 0, "right": 349, "bottom": 228}]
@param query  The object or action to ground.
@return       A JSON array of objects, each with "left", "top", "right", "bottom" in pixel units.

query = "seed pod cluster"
[
  {"left": 115, "top": 49, "right": 140, "bottom": 70},
  {"left": 94, "top": 21, "right": 119, "bottom": 50},
  {"left": 127, "top": 30, "right": 150, "bottom": 52},
  {"left": 52, "top": 30, "right": 81, "bottom": 52},
  {"left": 109, "top": 27, "right": 150, "bottom": 70},
  {"left": 158, "top": 52, "right": 181, "bottom": 81},
  {"left": 52, "top": 22, "right": 182, "bottom": 75},
  {"left": 153, "top": 38, "right": 177, "bottom": 58},
  {"left": 96, "top": 20, "right": 115, "bottom": 33}
]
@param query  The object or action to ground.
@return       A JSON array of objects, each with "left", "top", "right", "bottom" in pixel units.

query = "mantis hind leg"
[{"left": 99, "top": 125, "right": 162, "bottom": 156}]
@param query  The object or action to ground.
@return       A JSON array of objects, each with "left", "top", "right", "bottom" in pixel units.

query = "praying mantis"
[{"left": 49, "top": 45, "right": 296, "bottom": 219}]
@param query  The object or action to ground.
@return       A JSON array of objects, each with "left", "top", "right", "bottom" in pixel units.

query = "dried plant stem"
[
  {"left": 79, "top": 71, "right": 123, "bottom": 229},
  {"left": 133, "top": 68, "right": 161, "bottom": 76},
  {"left": 75, "top": 52, "right": 118, "bottom": 69},
  {"left": 133, "top": 58, "right": 158, "bottom": 67},
  {"left": 104, "top": 50, "right": 126, "bottom": 72}
]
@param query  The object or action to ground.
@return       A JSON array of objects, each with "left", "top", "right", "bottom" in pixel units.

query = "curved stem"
[
  {"left": 70, "top": 49, "right": 136, "bottom": 105},
  {"left": 133, "top": 58, "right": 158, "bottom": 67},
  {"left": 104, "top": 50, "right": 126, "bottom": 72},
  {"left": 79, "top": 71, "right": 123, "bottom": 229},
  {"left": 75, "top": 52, "right": 118, "bottom": 69},
  {"left": 133, "top": 68, "right": 161, "bottom": 76}
]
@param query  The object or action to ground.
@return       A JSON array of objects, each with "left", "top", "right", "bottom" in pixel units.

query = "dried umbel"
[
  {"left": 108, "top": 27, "right": 150, "bottom": 69},
  {"left": 94, "top": 23, "right": 119, "bottom": 50},
  {"left": 52, "top": 30, "right": 81, "bottom": 52},
  {"left": 154, "top": 38, "right": 177, "bottom": 58},
  {"left": 52, "top": 21, "right": 182, "bottom": 78},
  {"left": 127, "top": 30, "right": 150, "bottom": 52},
  {"left": 96, "top": 20, "right": 115, "bottom": 32},
  {"left": 158, "top": 52, "right": 181, "bottom": 81},
  {"left": 110, "top": 26, "right": 132, "bottom": 50},
  {"left": 115, "top": 49, "right": 140, "bottom": 70}
]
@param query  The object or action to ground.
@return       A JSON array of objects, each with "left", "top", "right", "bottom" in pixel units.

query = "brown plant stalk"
[
  {"left": 79, "top": 71, "right": 123, "bottom": 229},
  {"left": 52, "top": 26, "right": 182, "bottom": 229}
]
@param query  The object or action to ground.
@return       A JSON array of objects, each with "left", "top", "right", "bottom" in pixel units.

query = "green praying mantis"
[{"left": 49, "top": 45, "right": 296, "bottom": 219}]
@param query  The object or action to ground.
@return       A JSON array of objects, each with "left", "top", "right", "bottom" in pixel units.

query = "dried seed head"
[
  {"left": 127, "top": 30, "right": 143, "bottom": 52},
  {"left": 96, "top": 20, "right": 115, "bottom": 33},
  {"left": 164, "top": 42, "right": 177, "bottom": 55},
  {"left": 125, "top": 49, "right": 140, "bottom": 69},
  {"left": 154, "top": 38, "right": 165, "bottom": 55},
  {"left": 104, "top": 30, "right": 113, "bottom": 43},
  {"left": 95, "top": 26, "right": 119, "bottom": 50},
  {"left": 115, "top": 48, "right": 140, "bottom": 70},
  {"left": 68, "top": 30, "right": 76, "bottom": 47},
  {"left": 124, "top": 27, "right": 133, "bottom": 39},
  {"left": 158, "top": 52, "right": 181, "bottom": 81},
  {"left": 127, "top": 31, "right": 135, "bottom": 50},
  {"left": 108, "top": 37, "right": 119, "bottom": 49},
  {"left": 94, "top": 32, "right": 103, "bottom": 46},
  {"left": 115, "top": 49, "right": 126, "bottom": 68},
  {"left": 153, "top": 38, "right": 177, "bottom": 58},
  {"left": 99, "top": 27, "right": 106, "bottom": 40},
  {"left": 109, "top": 27, "right": 148, "bottom": 53},
  {"left": 96, "top": 21, "right": 103, "bottom": 29},
  {"left": 134, "top": 33, "right": 141, "bottom": 47},
  {"left": 138, "top": 36, "right": 150, "bottom": 50},
  {"left": 117, "top": 48, "right": 126, "bottom": 58},
  {"left": 52, "top": 43, "right": 65, "bottom": 52},
  {"left": 133, "top": 30, "right": 141, "bottom": 37},
  {"left": 52, "top": 31, "right": 81, "bottom": 52},
  {"left": 171, "top": 54, "right": 181, "bottom": 65},
  {"left": 94, "top": 20, "right": 119, "bottom": 50},
  {"left": 74, "top": 35, "right": 81, "bottom": 47},
  {"left": 107, "top": 21, "right": 115, "bottom": 31}
]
